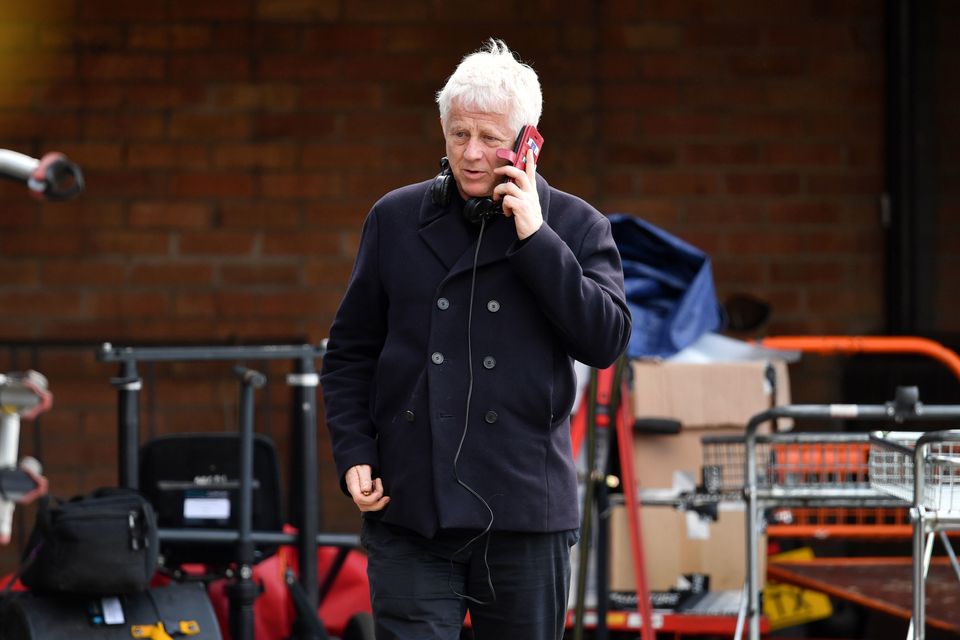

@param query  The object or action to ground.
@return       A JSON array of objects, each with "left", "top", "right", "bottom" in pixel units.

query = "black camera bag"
[{"left": 19, "top": 488, "right": 158, "bottom": 595}]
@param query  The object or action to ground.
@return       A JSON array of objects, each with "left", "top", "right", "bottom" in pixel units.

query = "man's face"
[{"left": 442, "top": 104, "right": 514, "bottom": 201}]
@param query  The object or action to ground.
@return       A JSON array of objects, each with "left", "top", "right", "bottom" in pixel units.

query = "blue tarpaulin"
[{"left": 609, "top": 214, "right": 724, "bottom": 359}]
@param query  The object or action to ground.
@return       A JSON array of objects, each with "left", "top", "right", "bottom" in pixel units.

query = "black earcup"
[
  {"left": 463, "top": 197, "right": 500, "bottom": 225},
  {"left": 431, "top": 157, "right": 453, "bottom": 207}
]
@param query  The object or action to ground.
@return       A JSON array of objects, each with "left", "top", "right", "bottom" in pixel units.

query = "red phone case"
[{"left": 496, "top": 125, "right": 543, "bottom": 172}]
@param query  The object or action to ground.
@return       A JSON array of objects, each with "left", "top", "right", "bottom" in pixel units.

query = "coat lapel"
[{"left": 417, "top": 174, "right": 552, "bottom": 280}]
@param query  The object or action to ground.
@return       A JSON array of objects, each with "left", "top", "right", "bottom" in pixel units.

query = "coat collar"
[{"left": 418, "top": 174, "right": 551, "bottom": 278}]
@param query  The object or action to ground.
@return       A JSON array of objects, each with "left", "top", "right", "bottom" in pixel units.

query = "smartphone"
[{"left": 497, "top": 124, "right": 543, "bottom": 177}]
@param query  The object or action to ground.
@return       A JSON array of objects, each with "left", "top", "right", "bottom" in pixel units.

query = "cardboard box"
[
  {"left": 609, "top": 502, "right": 764, "bottom": 592},
  {"left": 607, "top": 359, "right": 789, "bottom": 591},
  {"left": 631, "top": 360, "right": 790, "bottom": 429}
]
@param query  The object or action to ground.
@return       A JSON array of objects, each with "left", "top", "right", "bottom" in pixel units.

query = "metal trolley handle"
[{"left": 0, "top": 149, "right": 85, "bottom": 201}]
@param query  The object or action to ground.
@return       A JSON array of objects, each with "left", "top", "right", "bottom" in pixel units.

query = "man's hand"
[
  {"left": 495, "top": 148, "right": 542, "bottom": 240},
  {"left": 345, "top": 464, "right": 390, "bottom": 512}
]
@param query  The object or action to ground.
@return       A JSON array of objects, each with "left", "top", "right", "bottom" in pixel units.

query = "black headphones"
[{"left": 431, "top": 157, "right": 501, "bottom": 225}]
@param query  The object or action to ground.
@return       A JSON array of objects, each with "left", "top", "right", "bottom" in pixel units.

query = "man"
[{"left": 321, "top": 39, "right": 631, "bottom": 640}]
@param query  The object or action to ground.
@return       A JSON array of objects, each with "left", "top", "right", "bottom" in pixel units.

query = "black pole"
[
  {"left": 289, "top": 357, "right": 320, "bottom": 615},
  {"left": 112, "top": 359, "right": 141, "bottom": 489},
  {"left": 228, "top": 366, "right": 266, "bottom": 640}
]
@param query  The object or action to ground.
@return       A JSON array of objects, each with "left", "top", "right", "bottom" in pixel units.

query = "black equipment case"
[
  {"left": 138, "top": 432, "right": 283, "bottom": 567},
  {"left": 0, "top": 582, "right": 221, "bottom": 639}
]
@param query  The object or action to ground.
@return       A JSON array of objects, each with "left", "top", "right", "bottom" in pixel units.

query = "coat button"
[
  {"left": 403, "top": 410, "right": 415, "bottom": 422},
  {"left": 482, "top": 356, "right": 496, "bottom": 369},
  {"left": 431, "top": 352, "right": 444, "bottom": 365},
  {"left": 437, "top": 297, "right": 450, "bottom": 310},
  {"left": 484, "top": 410, "right": 499, "bottom": 424},
  {"left": 486, "top": 300, "right": 500, "bottom": 313}
]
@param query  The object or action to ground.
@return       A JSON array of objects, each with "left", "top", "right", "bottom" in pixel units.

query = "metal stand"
[{"left": 98, "top": 343, "right": 339, "bottom": 640}]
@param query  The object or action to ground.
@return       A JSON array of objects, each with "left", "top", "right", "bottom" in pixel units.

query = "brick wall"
[{"left": 0, "top": 0, "right": 926, "bottom": 573}]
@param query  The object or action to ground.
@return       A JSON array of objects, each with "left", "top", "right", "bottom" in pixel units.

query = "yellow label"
[{"left": 763, "top": 547, "right": 833, "bottom": 631}]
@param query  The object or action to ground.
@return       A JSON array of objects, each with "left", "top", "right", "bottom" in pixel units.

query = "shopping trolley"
[
  {"left": 870, "top": 430, "right": 960, "bottom": 640},
  {"left": 731, "top": 388, "right": 960, "bottom": 640}
]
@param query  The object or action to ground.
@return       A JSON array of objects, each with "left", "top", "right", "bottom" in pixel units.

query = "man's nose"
[{"left": 464, "top": 138, "right": 484, "bottom": 159}]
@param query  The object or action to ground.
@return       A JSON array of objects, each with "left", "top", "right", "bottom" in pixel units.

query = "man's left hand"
[{"left": 495, "top": 148, "right": 541, "bottom": 240}]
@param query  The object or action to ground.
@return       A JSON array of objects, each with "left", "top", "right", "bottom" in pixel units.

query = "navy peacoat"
[{"left": 320, "top": 173, "right": 631, "bottom": 537}]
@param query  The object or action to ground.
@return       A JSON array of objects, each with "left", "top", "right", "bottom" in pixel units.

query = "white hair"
[{"left": 436, "top": 38, "right": 542, "bottom": 137}]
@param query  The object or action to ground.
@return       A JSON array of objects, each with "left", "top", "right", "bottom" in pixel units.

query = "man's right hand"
[{"left": 345, "top": 464, "right": 390, "bottom": 512}]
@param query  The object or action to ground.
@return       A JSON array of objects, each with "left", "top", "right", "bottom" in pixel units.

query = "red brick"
[
  {"left": 0, "top": 0, "right": 76, "bottom": 21},
  {"left": 763, "top": 143, "right": 846, "bottom": 167},
  {"left": 0, "top": 291, "right": 83, "bottom": 316},
  {"left": 712, "top": 260, "right": 769, "bottom": 286},
  {"left": 0, "top": 113, "right": 79, "bottom": 138},
  {"left": 86, "top": 292, "right": 169, "bottom": 318},
  {"left": 304, "top": 201, "right": 370, "bottom": 227},
  {"left": 0, "top": 232, "right": 84, "bottom": 257},
  {"left": 40, "top": 201, "right": 124, "bottom": 228},
  {"left": 726, "top": 173, "right": 800, "bottom": 195},
  {"left": 726, "top": 231, "right": 807, "bottom": 256},
  {"left": 129, "top": 25, "right": 212, "bottom": 50},
  {"left": 208, "top": 84, "right": 300, "bottom": 110},
  {"left": 256, "top": 54, "right": 339, "bottom": 81},
  {"left": 343, "top": 172, "right": 421, "bottom": 198},
  {"left": 256, "top": 113, "right": 336, "bottom": 138},
  {"left": 38, "top": 24, "right": 125, "bottom": 49},
  {"left": 683, "top": 143, "right": 759, "bottom": 165},
  {"left": 221, "top": 202, "right": 301, "bottom": 228},
  {"left": 130, "top": 263, "right": 213, "bottom": 289},
  {"left": 684, "top": 25, "right": 761, "bottom": 48},
  {"left": 46, "top": 142, "right": 124, "bottom": 170},
  {"left": 0, "top": 25, "right": 36, "bottom": 50},
  {"left": 82, "top": 54, "right": 165, "bottom": 80},
  {"left": 43, "top": 261, "right": 125, "bottom": 287},
  {"left": 127, "top": 143, "right": 210, "bottom": 170},
  {"left": 262, "top": 231, "right": 342, "bottom": 256},
  {"left": 641, "top": 172, "right": 721, "bottom": 196},
  {"left": 342, "top": 113, "right": 426, "bottom": 139},
  {"left": 220, "top": 264, "right": 301, "bottom": 286},
  {"left": 82, "top": 170, "right": 167, "bottom": 198},
  {"left": 260, "top": 173, "right": 341, "bottom": 199},
  {"left": 168, "top": 113, "right": 252, "bottom": 139},
  {"left": 642, "top": 53, "right": 725, "bottom": 79},
  {"left": 84, "top": 113, "right": 165, "bottom": 139},
  {"left": 764, "top": 25, "right": 862, "bottom": 50},
  {"left": 602, "top": 24, "right": 683, "bottom": 50},
  {"left": 0, "top": 202, "right": 39, "bottom": 227},
  {"left": 0, "top": 87, "right": 34, "bottom": 109},
  {"left": 338, "top": 56, "right": 429, "bottom": 82},
  {"left": 124, "top": 84, "right": 207, "bottom": 109},
  {"left": 217, "top": 291, "right": 340, "bottom": 318},
  {"left": 90, "top": 231, "right": 169, "bottom": 256},
  {"left": 771, "top": 261, "right": 846, "bottom": 284},
  {"left": 303, "top": 259, "right": 354, "bottom": 286},
  {"left": 768, "top": 201, "right": 842, "bottom": 224},
  {"left": 302, "top": 25, "right": 383, "bottom": 50},
  {"left": 685, "top": 201, "right": 766, "bottom": 224},
  {"left": 681, "top": 83, "right": 768, "bottom": 109},
  {"left": 78, "top": 0, "right": 164, "bottom": 20},
  {"left": 600, "top": 84, "right": 680, "bottom": 108},
  {"left": 130, "top": 202, "right": 212, "bottom": 228},
  {"left": 178, "top": 231, "right": 256, "bottom": 255},
  {"left": 173, "top": 292, "right": 217, "bottom": 317},
  {"left": 0, "top": 263, "right": 39, "bottom": 286},
  {"left": 726, "top": 114, "right": 807, "bottom": 138},
  {"left": 301, "top": 142, "right": 384, "bottom": 170},
  {"left": 214, "top": 143, "right": 297, "bottom": 169},
  {"left": 300, "top": 84, "right": 383, "bottom": 110},
  {"left": 169, "top": 54, "right": 251, "bottom": 81},
  {"left": 639, "top": 113, "right": 726, "bottom": 137},
  {"left": 170, "top": 0, "right": 253, "bottom": 20},
  {"left": 168, "top": 173, "right": 255, "bottom": 198},
  {"left": 806, "top": 173, "right": 882, "bottom": 194},
  {"left": 607, "top": 144, "right": 677, "bottom": 166}
]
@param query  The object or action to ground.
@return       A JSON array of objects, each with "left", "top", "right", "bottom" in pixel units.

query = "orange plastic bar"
[
  {"left": 759, "top": 335, "right": 960, "bottom": 382},
  {"left": 766, "top": 524, "right": 912, "bottom": 539}
]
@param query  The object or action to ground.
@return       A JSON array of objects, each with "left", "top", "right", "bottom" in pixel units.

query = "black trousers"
[{"left": 360, "top": 518, "right": 578, "bottom": 640}]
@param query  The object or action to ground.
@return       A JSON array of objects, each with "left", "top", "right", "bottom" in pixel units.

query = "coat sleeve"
[
  {"left": 320, "top": 209, "right": 386, "bottom": 493},
  {"left": 506, "top": 213, "right": 631, "bottom": 368}
]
